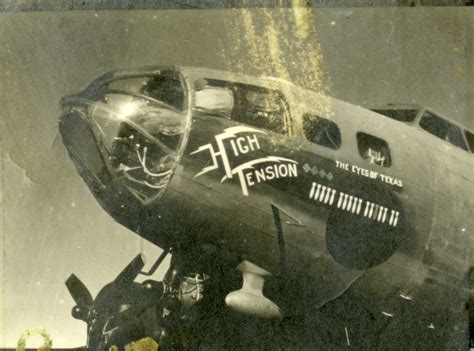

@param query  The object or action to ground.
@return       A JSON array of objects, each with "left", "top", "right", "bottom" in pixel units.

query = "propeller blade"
[
  {"left": 113, "top": 254, "right": 146, "bottom": 286},
  {"left": 65, "top": 274, "right": 94, "bottom": 307}
]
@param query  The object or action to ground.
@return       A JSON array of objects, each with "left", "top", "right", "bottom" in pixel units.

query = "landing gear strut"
[{"left": 66, "top": 247, "right": 234, "bottom": 350}]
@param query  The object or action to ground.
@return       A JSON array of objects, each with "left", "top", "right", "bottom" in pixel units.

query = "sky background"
[{"left": 0, "top": 7, "right": 472, "bottom": 348}]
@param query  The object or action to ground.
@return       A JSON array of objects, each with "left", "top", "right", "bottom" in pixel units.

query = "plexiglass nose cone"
[{"left": 59, "top": 70, "right": 190, "bottom": 206}]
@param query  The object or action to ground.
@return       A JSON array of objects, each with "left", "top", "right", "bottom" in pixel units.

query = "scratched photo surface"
[{"left": 0, "top": 5, "right": 473, "bottom": 350}]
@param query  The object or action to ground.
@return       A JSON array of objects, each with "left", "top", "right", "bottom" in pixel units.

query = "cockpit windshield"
[{"left": 370, "top": 108, "right": 419, "bottom": 123}]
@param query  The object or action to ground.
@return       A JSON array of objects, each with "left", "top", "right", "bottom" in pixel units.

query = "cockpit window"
[
  {"left": 303, "top": 114, "right": 341, "bottom": 150},
  {"left": 232, "top": 86, "right": 287, "bottom": 134},
  {"left": 106, "top": 70, "right": 186, "bottom": 112},
  {"left": 371, "top": 108, "right": 418, "bottom": 123},
  {"left": 196, "top": 79, "right": 289, "bottom": 135},
  {"left": 419, "top": 111, "right": 468, "bottom": 151},
  {"left": 357, "top": 133, "right": 392, "bottom": 167}
]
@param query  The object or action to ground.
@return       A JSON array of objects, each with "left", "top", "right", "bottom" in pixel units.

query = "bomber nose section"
[{"left": 59, "top": 69, "right": 191, "bottom": 233}]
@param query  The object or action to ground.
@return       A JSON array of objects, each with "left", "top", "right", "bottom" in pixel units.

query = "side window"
[
  {"left": 303, "top": 114, "right": 341, "bottom": 150},
  {"left": 465, "top": 130, "right": 474, "bottom": 153},
  {"left": 419, "top": 111, "right": 467, "bottom": 151},
  {"left": 201, "top": 79, "right": 289, "bottom": 134},
  {"left": 357, "top": 132, "right": 392, "bottom": 167}
]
